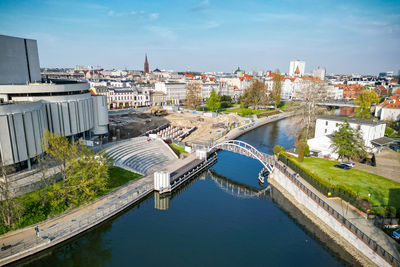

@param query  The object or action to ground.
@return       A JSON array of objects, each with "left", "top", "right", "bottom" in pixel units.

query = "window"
[
  {"left": 325, "top": 129, "right": 327, "bottom": 134},
  {"left": 325, "top": 121, "right": 328, "bottom": 126}
]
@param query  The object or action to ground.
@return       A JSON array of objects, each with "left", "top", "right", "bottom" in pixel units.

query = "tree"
[
  {"left": 330, "top": 119, "right": 367, "bottom": 160},
  {"left": 271, "top": 69, "right": 282, "bottom": 110},
  {"left": 63, "top": 148, "right": 110, "bottom": 205},
  {"left": 273, "top": 145, "right": 284, "bottom": 155},
  {"left": 290, "top": 81, "right": 329, "bottom": 143},
  {"left": 206, "top": 90, "right": 221, "bottom": 111},
  {"left": 354, "top": 90, "right": 378, "bottom": 118},
  {"left": 185, "top": 82, "right": 202, "bottom": 109},
  {"left": 220, "top": 95, "right": 232, "bottom": 109},
  {"left": 240, "top": 80, "right": 267, "bottom": 110},
  {"left": 298, "top": 142, "right": 305, "bottom": 162},
  {"left": 0, "top": 163, "right": 21, "bottom": 228},
  {"left": 41, "top": 130, "right": 79, "bottom": 185}
]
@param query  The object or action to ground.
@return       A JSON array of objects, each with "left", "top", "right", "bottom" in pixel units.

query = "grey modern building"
[{"left": 0, "top": 35, "right": 108, "bottom": 170}]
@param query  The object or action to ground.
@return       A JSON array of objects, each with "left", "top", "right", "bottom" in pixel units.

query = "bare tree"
[
  {"left": 271, "top": 69, "right": 282, "bottom": 110},
  {"left": 0, "top": 161, "right": 20, "bottom": 227},
  {"left": 241, "top": 80, "right": 268, "bottom": 110},
  {"left": 185, "top": 82, "right": 202, "bottom": 109},
  {"left": 290, "top": 81, "right": 330, "bottom": 143}
]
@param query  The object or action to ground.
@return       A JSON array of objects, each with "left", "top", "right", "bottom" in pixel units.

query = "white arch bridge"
[{"left": 208, "top": 140, "right": 275, "bottom": 174}]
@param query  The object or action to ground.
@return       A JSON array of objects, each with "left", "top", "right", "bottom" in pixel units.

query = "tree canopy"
[
  {"left": 240, "top": 80, "right": 267, "bottom": 110},
  {"left": 185, "top": 82, "right": 202, "bottom": 109},
  {"left": 206, "top": 90, "right": 221, "bottom": 111},
  {"left": 354, "top": 90, "right": 379, "bottom": 119},
  {"left": 271, "top": 69, "right": 282, "bottom": 110},
  {"left": 330, "top": 119, "right": 367, "bottom": 160}
]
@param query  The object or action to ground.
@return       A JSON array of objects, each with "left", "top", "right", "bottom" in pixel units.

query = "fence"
[
  {"left": 275, "top": 162, "right": 400, "bottom": 267},
  {"left": 0, "top": 183, "right": 153, "bottom": 263},
  {"left": 278, "top": 153, "right": 372, "bottom": 213}
]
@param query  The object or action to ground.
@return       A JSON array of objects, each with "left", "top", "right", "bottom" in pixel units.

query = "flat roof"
[
  {"left": 317, "top": 115, "right": 386, "bottom": 126},
  {"left": 371, "top": 137, "right": 394, "bottom": 146}
]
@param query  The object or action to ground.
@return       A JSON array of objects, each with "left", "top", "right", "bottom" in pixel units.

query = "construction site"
[{"left": 108, "top": 109, "right": 245, "bottom": 143}]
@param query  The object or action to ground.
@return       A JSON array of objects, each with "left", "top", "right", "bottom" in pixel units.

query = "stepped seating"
[{"left": 105, "top": 137, "right": 175, "bottom": 175}]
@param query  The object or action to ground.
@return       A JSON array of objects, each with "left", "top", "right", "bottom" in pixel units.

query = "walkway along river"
[{"left": 13, "top": 117, "right": 356, "bottom": 266}]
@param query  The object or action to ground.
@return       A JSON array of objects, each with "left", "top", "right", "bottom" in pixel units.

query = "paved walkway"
[
  {"left": 0, "top": 156, "right": 177, "bottom": 265},
  {"left": 279, "top": 162, "right": 400, "bottom": 261}
]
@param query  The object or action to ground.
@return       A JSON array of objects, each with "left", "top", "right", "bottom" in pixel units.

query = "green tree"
[
  {"left": 271, "top": 69, "right": 282, "bottom": 110},
  {"left": 206, "top": 90, "right": 221, "bottom": 111},
  {"left": 354, "top": 90, "right": 378, "bottom": 118},
  {"left": 41, "top": 130, "right": 79, "bottom": 185},
  {"left": 64, "top": 149, "right": 110, "bottom": 205},
  {"left": 330, "top": 119, "right": 367, "bottom": 160}
]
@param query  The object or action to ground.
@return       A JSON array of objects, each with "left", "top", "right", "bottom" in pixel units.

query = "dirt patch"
[
  {"left": 109, "top": 113, "right": 169, "bottom": 140},
  {"left": 354, "top": 149, "right": 400, "bottom": 183}
]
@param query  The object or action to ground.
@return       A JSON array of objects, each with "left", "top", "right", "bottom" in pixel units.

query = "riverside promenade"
[
  {"left": 0, "top": 111, "right": 295, "bottom": 265},
  {"left": 270, "top": 162, "right": 400, "bottom": 266}
]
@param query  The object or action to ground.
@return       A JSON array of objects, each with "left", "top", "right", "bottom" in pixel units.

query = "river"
[{"left": 16, "top": 117, "right": 356, "bottom": 266}]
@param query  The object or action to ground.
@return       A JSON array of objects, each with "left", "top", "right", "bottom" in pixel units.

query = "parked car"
[
  {"left": 342, "top": 162, "right": 355, "bottom": 168},
  {"left": 334, "top": 163, "right": 352, "bottom": 170},
  {"left": 393, "top": 228, "right": 400, "bottom": 241}
]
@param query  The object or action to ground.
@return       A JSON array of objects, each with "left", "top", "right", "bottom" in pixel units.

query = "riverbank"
[{"left": 269, "top": 162, "right": 400, "bottom": 267}]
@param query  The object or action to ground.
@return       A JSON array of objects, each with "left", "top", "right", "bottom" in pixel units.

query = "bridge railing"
[{"left": 274, "top": 161, "right": 400, "bottom": 267}]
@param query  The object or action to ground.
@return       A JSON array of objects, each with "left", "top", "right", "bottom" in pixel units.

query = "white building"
[
  {"left": 154, "top": 81, "right": 187, "bottom": 105},
  {"left": 289, "top": 60, "right": 306, "bottom": 77},
  {"left": 313, "top": 67, "right": 326, "bottom": 81},
  {"left": 307, "top": 116, "right": 386, "bottom": 159},
  {"left": 374, "top": 90, "right": 400, "bottom": 121},
  {"left": 0, "top": 35, "right": 108, "bottom": 169}
]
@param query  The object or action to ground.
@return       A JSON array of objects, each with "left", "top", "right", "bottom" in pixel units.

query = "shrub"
[
  {"left": 273, "top": 145, "right": 284, "bottom": 155},
  {"left": 304, "top": 144, "right": 310, "bottom": 156}
]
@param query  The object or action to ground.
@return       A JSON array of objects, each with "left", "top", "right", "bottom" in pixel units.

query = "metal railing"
[
  {"left": 0, "top": 184, "right": 153, "bottom": 263},
  {"left": 275, "top": 162, "right": 400, "bottom": 267}
]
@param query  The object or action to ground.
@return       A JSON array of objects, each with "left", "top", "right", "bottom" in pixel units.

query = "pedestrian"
[{"left": 35, "top": 226, "right": 40, "bottom": 237}]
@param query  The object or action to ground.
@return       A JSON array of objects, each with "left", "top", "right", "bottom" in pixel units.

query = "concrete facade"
[
  {"left": 0, "top": 35, "right": 109, "bottom": 167},
  {"left": 0, "top": 35, "right": 41, "bottom": 85}
]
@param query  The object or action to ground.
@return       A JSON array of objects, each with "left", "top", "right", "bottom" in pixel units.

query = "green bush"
[
  {"left": 304, "top": 144, "right": 310, "bottom": 156},
  {"left": 273, "top": 145, "right": 284, "bottom": 155}
]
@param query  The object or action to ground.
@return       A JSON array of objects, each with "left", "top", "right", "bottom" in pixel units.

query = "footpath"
[{"left": 271, "top": 161, "right": 400, "bottom": 266}]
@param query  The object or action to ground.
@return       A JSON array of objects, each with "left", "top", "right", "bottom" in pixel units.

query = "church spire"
[{"left": 144, "top": 53, "right": 149, "bottom": 74}]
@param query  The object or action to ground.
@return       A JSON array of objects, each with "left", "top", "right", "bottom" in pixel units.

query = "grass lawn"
[
  {"left": 104, "top": 166, "right": 142, "bottom": 193},
  {"left": 224, "top": 108, "right": 268, "bottom": 117},
  {"left": 169, "top": 143, "right": 187, "bottom": 156},
  {"left": 291, "top": 157, "right": 400, "bottom": 208}
]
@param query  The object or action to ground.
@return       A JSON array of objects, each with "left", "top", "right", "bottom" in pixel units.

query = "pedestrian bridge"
[{"left": 208, "top": 140, "right": 275, "bottom": 173}]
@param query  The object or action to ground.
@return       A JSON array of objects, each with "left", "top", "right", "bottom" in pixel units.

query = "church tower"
[{"left": 144, "top": 53, "right": 149, "bottom": 74}]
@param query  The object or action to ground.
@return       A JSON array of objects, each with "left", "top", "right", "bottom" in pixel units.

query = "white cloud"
[
  {"left": 107, "top": 10, "right": 123, "bottom": 17},
  {"left": 147, "top": 26, "right": 177, "bottom": 41},
  {"left": 149, "top": 13, "right": 159, "bottom": 20},
  {"left": 191, "top": 0, "right": 210, "bottom": 12},
  {"left": 130, "top": 11, "right": 137, "bottom": 15}
]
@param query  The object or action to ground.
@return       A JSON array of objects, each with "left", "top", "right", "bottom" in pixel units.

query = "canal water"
[{"left": 18, "top": 117, "right": 354, "bottom": 266}]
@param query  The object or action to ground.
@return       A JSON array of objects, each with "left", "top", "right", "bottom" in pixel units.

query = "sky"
[{"left": 0, "top": 0, "right": 399, "bottom": 75}]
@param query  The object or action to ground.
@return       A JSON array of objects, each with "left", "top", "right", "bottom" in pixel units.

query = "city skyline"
[{"left": 0, "top": 0, "right": 399, "bottom": 74}]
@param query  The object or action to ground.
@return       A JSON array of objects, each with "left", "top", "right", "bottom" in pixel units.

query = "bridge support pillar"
[{"left": 196, "top": 150, "right": 207, "bottom": 160}]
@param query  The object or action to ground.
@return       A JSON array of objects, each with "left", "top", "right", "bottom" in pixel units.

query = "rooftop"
[{"left": 317, "top": 115, "right": 386, "bottom": 126}]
